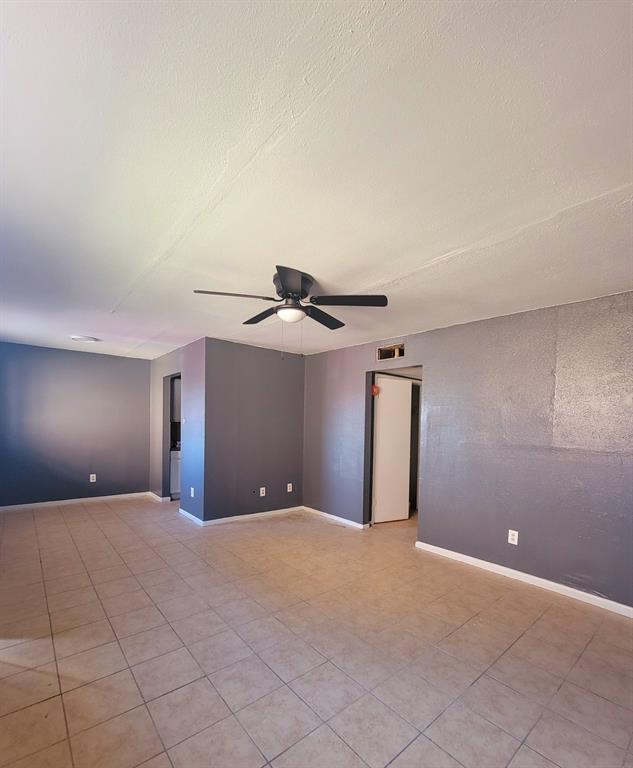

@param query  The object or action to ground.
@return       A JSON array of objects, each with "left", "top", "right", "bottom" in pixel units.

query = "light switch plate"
[{"left": 508, "top": 529, "right": 518, "bottom": 545}]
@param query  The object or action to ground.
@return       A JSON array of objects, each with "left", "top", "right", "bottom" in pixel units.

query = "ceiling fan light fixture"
[
  {"left": 276, "top": 306, "right": 306, "bottom": 323},
  {"left": 194, "top": 265, "right": 387, "bottom": 330}
]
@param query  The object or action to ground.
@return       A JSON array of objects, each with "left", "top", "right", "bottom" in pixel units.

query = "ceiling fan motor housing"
[{"left": 273, "top": 270, "right": 313, "bottom": 300}]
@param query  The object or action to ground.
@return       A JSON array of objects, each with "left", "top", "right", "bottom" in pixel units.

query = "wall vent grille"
[{"left": 376, "top": 343, "right": 405, "bottom": 361}]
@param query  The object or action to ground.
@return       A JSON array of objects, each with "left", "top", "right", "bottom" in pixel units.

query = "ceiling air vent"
[{"left": 376, "top": 343, "right": 405, "bottom": 361}]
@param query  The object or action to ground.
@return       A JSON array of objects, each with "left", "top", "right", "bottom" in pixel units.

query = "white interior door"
[{"left": 372, "top": 374, "right": 412, "bottom": 523}]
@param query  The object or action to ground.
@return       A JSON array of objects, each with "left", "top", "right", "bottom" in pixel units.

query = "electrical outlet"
[
  {"left": 259, "top": 487, "right": 266, "bottom": 497},
  {"left": 508, "top": 529, "right": 518, "bottom": 545},
  {"left": 190, "top": 487, "right": 195, "bottom": 498},
  {"left": 287, "top": 482, "right": 293, "bottom": 493},
  {"left": 89, "top": 474, "right": 96, "bottom": 483}
]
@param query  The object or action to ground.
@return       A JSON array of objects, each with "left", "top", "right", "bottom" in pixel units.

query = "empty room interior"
[{"left": 1, "top": 2, "right": 632, "bottom": 767}]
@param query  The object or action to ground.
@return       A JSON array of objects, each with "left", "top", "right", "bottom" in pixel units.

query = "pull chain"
[{"left": 281, "top": 317, "right": 285, "bottom": 360}]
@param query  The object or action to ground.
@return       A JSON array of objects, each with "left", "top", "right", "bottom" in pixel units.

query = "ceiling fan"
[{"left": 193, "top": 265, "right": 388, "bottom": 330}]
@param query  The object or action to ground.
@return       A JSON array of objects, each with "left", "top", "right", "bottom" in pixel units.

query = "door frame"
[
  {"left": 362, "top": 372, "right": 376, "bottom": 526},
  {"left": 162, "top": 372, "right": 181, "bottom": 499},
  {"left": 362, "top": 369, "right": 423, "bottom": 526}
]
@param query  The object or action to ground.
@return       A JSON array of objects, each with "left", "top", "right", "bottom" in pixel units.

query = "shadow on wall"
[
  {"left": 0, "top": 360, "right": 95, "bottom": 503},
  {"left": 0, "top": 342, "right": 150, "bottom": 506}
]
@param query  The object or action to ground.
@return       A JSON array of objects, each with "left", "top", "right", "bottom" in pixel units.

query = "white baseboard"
[
  {"left": 302, "top": 506, "right": 369, "bottom": 529},
  {"left": 179, "top": 506, "right": 303, "bottom": 526},
  {"left": 148, "top": 493, "right": 171, "bottom": 502},
  {"left": 415, "top": 541, "right": 632, "bottom": 618},
  {"left": 178, "top": 504, "right": 368, "bottom": 530},
  {"left": 0, "top": 491, "right": 154, "bottom": 512},
  {"left": 178, "top": 508, "right": 205, "bottom": 525}
]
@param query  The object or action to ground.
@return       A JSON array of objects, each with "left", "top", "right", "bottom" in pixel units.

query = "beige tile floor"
[{"left": 0, "top": 498, "right": 631, "bottom": 768}]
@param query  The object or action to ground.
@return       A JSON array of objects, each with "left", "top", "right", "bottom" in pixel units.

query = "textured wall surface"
[
  {"left": 0, "top": 342, "right": 150, "bottom": 505},
  {"left": 304, "top": 293, "right": 633, "bottom": 605},
  {"left": 203, "top": 339, "right": 304, "bottom": 522}
]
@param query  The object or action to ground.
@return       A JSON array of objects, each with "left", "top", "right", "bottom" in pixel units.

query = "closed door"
[{"left": 372, "top": 374, "right": 412, "bottom": 523}]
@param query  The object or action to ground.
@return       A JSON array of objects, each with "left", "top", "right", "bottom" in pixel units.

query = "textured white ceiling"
[{"left": 1, "top": 0, "right": 631, "bottom": 359}]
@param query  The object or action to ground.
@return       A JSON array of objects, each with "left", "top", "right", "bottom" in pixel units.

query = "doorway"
[
  {"left": 368, "top": 366, "right": 422, "bottom": 525},
  {"left": 163, "top": 373, "right": 181, "bottom": 501}
]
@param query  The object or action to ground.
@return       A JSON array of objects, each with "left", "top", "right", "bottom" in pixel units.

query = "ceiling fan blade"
[
  {"left": 194, "top": 290, "right": 279, "bottom": 301},
  {"left": 275, "top": 265, "right": 304, "bottom": 296},
  {"left": 310, "top": 294, "right": 388, "bottom": 307},
  {"left": 243, "top": 307, "right": 278, "bottom": 325},
  {"left": 304, "top": 305, "right": 344, "bottom": 330}
]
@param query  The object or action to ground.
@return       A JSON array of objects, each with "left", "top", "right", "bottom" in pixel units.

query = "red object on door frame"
[{"left": 371, "top": 384, "right": 380, "bottom": 397}]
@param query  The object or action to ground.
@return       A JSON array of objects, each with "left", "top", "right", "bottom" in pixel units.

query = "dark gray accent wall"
[
  {"left": 304, "top": 293, "right": 633, "bottom": 606},
  {"left": 203, "top": 338, "right": 304, "bottom": 522},
  {"left": 0, "top": 342, "right": 150, "bottom": 506}
]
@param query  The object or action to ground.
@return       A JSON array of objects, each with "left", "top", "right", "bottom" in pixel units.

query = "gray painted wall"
[
  {"left": 0, "top": 342, "right": 150, "bottom": 505},
  {"left": 179, "top": 339, "right": 207, "bottom": 521},
  {"left": 149, "top": 337, "right": 304, "bottom": 522},
  {"left": 203, "top": 338, "right": 303, "bottom": 522},
  {"left": 304, "top": 293, "right": 632, "bottom": 606},
  {"left": 4, "top": 293, "right": 629, "bottom": 605}
]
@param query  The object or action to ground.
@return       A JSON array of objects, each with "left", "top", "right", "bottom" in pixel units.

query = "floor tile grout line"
[
  {"left": 385, "top": 731, "right": 469, "bottom": 768},
  {"left": 29, "top": 510, "right": 185, "bottom": 768},
  {"left": 117, "top": 611, "right": 279, "bottom": 761},
  {"left": 142, "top": 683, "right": 178, "bottom": 764},
  {"left": 59, "top": 663, "right": 193, "bottom": 738},
  {"left": 412, "top": 578, "right": 628, "bottom": 763},
  {"left": 410, "top": 598, "right": 553, "bottom": 755},
  {"left": 244, "top": 601, "right": 452, "bottom": 765},
  {"left": 514, "top": 712, "right": 565, "bottom": 768},
  {"left": 343, "top": 583, "right": 554, "bottom": 765},
  {"left": 2, "top": 500, "right": 631, "bottom": 768},
  {"left": 500, "top": 610, "right": 633, "bottom": 753},
  {"left": 40, "top": 502, "right": 290, "bottom": 763},
  {"left": 142, "top": 541, "right": 404, "bottom": 764},
  {"left": 275, "top": 718, "right": 374, "bottom": 767},
  {"left": 36, "top": 509, "right": 77, "bottom": 768},
  {"left": 58, "top": 505, "right": 147, "bottom": 767}
]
